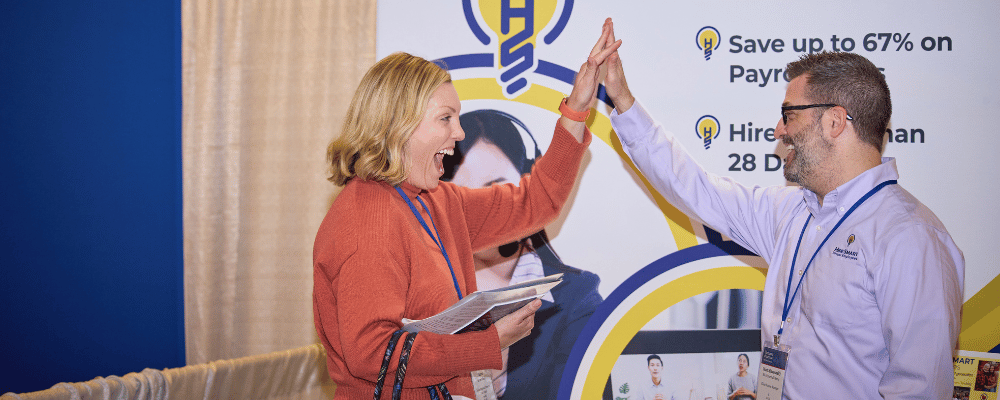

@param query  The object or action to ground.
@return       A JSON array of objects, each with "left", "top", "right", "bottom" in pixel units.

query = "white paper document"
[{"left": 401, "top": 273, "right": 563, "bottom": 335}]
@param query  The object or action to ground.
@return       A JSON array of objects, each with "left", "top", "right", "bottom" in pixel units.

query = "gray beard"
[{"left": 782, "top": 121, "right": 833, "bottom": 189}]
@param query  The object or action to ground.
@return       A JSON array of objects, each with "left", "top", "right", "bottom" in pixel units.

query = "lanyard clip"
[{"left": 774, "top": 320, "right": 785, "bottom": 346}]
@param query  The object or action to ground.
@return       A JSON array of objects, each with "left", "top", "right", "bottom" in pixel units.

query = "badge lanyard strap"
[
  {"left": 395, "top": 187, "right": 463, "bottom": 300},
  {"left": 776, "top": 179, "right": 897, "bottom": 345}
]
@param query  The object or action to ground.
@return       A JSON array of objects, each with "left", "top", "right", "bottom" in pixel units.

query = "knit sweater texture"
[{"left": 313, "top": 123, "right": 591, "bottom": 399}]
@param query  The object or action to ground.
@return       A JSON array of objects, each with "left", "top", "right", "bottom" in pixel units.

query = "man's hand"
[{"left": 732, "top": 387, "right": 756, "bottom": 399}]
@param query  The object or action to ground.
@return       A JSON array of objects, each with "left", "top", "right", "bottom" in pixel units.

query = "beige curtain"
[{"left": 182, "top": 0, "right": 376, "bottom": 364}]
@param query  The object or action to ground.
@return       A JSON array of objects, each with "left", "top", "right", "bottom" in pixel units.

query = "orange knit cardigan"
[{"left": 313, "top": 123, "right": 591, "bottom": 399}]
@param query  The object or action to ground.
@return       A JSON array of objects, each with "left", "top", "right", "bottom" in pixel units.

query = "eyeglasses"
[{"left": 781, "top": 104, "right": 853, "bottom": 125}]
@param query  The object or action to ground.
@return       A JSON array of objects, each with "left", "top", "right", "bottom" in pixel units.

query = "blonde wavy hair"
[{"left": 327, "top": 52, "right": 452, "bottom": 186}]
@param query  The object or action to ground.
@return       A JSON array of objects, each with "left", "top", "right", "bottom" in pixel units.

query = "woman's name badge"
[
  {"left": 471, "top": 370, "right": 497, "bottom": 400},
  {"left": 756, "top": 341, "right": 790, "bottom": 400}
]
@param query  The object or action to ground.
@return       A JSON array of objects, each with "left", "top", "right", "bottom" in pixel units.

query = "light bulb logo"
[
  {"left": 696, "top": 26, "right": 721, "bottom": 61},
  {"left": 466, "top": 0, "right": 562, "bottom": 98},
  {"left": 695, "top": 115, "right": 721, "bottom": 149}
]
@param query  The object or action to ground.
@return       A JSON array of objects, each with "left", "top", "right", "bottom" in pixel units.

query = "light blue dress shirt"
[
  {"left": 611, "top": 100, "right": 964, "bottom": 399},
  {"left": 636, "top": 379, "right": 676, "bottom": 400}
]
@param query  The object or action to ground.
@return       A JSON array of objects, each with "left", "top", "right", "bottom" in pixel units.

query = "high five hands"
[
  {"left": 564, "top": 18, "right": 634, "bottom": 120},
  {"left": 565, "top": 18, "right": 620, "bottom": 114},
  {"left": 600, "top": 18, "right": 635, "bottom": 113}
]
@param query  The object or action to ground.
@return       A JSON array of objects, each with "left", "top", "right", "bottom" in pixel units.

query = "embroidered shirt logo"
[{"left": 833, "top": 234, "right": 859, "bottom": 261}]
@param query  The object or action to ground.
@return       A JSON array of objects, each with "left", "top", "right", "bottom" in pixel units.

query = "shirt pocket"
[{"left": 799, "top": 252, "right": 877, "bottom": 330}]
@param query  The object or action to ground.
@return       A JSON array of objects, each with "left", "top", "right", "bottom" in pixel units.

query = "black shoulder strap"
[
  {"left": 392, "top": 331, "right": 418, "bottom": 400},
  {"left": 373, "top": 329, "right": 406, "bottom": 400},
  {"left": 374, "top": 329, "right": 453, "bottom": 400}
]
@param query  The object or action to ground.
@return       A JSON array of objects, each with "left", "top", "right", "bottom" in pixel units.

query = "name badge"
[
  {"left": 471, "top": 370, "right": 497, "bottom": 400},
  {"left": 756, "top": 342, "right": 790, "bottom": 400}
]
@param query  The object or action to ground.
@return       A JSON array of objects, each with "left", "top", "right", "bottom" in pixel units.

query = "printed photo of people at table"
[
  {"left": 609, "top": 351, "right": 761, "bottom": 400},
  {"left": 953, "top": 386, "right": 971, "bottom": 400}
]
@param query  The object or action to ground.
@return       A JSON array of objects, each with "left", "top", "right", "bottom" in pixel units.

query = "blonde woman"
[{"left": 313, "top": 26, "right": 620, "bottom": 400}]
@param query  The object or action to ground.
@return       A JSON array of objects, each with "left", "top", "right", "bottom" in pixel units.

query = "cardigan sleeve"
[
  {"left": 459, "top": 121, "right": 592, "bottom": 252},
  {"left": 324, "top": 246, "right": 503, "bottom": 388}
]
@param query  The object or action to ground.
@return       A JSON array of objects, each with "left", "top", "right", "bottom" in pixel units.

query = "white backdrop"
[
  {"left": 378, "top": 0, "right": 998, "bottom": 300},
  {"left": 377, "top": 0, "right": 1000, "bottom": 397}
]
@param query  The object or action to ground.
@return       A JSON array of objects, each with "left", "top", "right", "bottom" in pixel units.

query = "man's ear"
[{"left": 825, "top": 105, "right": 850, "bottom": 139}]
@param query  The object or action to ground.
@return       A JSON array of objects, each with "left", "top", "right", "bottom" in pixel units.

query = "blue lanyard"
[
  {"left": 395, "top": 187, "right": 463, "bottom": 300},
  {"left": 775, "top": 180, "right": 897, "bottom": 344}
]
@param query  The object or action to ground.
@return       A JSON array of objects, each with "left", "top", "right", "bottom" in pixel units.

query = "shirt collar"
[
  {"left": 509, "top": 251, "right": 555, "bottom": 303},
  {"left": 803, "top": 157, "right": 899, "bottom": 217}
]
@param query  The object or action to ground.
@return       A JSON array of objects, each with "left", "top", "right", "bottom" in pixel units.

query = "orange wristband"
[{"left": 559, "top": 97, "right": 590, "bottom": 122}]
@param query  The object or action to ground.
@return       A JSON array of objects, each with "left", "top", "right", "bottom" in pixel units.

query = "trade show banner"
[
  {"left": 954, "top": 350, "right": 1000, "bottom": 399},
  {"left": 376, "top": 1, "right": 999, "bottom": 398}
]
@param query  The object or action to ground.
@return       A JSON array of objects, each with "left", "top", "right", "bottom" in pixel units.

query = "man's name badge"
[{"left": 756, "top": 342, "right": 789, "bottom": 400}]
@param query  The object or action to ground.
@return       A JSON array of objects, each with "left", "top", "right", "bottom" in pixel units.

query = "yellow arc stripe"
[{"left": 960, "top": 273, "right": 1000, "bottom": 352}]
